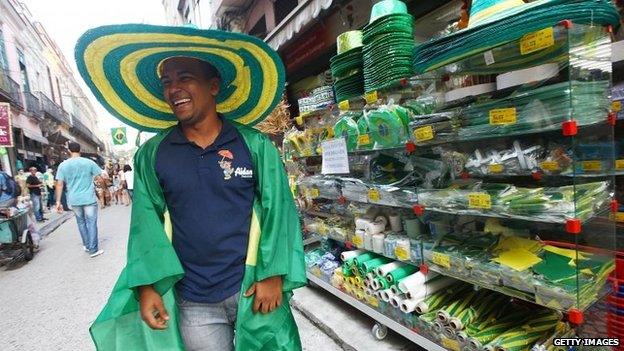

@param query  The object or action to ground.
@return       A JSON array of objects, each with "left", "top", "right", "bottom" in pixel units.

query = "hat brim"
[{"left": 75, "top": 24, "right": 285, "bottom": 132}]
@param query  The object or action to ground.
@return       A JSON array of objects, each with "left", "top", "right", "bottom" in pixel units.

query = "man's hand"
[
  {"left": 55, "top": 202, "right": 63, "bottom": 214},
  {"left": 244, "top": 276, "right": 283, "bottom": 314},
  {"left": 139, "top": 285, "right": 169, "bottom": 329}
]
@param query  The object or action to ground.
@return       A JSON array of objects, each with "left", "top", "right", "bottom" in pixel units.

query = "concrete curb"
[
  {"left": 40, "top": 213, "right": 74, "bottom": 237},
  {"left": 291, "top": 296, "right": 355, "bottom": 351}
]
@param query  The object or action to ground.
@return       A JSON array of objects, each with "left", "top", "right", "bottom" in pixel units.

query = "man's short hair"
[
  {"left": 198, "top": 60, "right": 220, "bottom": 80},
  {"left": 68, "top": 142, "right": 81, "bottom": 153}
]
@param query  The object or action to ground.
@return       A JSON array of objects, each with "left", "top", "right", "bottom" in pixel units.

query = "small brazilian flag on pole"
[{"left": 111, "top": 127, "right": 127, "bottom": 145}]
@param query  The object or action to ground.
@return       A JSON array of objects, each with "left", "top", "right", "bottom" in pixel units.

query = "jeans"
[
  {"left": 177, "top": 292, "right": 239, "bottom": 351},
  {"left": 46, "top": 186, "right": 55, "bottom": 208},
  {"left": 127, "top": 189, "right": 133, "bottom": 200},
  {"left": 73, "top": 203, "right": 99, "bottom": 253},
  {"left": 31, "top": 194, "right": 43, "bottom": 221}
]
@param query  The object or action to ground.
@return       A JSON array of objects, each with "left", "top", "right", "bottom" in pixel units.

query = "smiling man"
[{"left": 76, "top": 25, "right": 306, "bottom": 351}]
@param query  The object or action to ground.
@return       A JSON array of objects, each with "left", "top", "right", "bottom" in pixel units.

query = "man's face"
[
  {"left": 29, "top": 168, "right": 36, "bottom": 175},
  {"left": 160, "top": 57, "right": 220, "bottom": 126}
]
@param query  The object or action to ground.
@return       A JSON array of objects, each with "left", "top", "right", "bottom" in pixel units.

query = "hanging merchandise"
[{"left": 362, "top": 0, "right": 415, "bottom": 92}]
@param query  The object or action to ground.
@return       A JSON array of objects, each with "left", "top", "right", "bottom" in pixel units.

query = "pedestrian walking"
[
  {"left": 77, "top": 25, "right": 305, "bottom": 351},
  {"left": 55, "top": 142, "right": 104, "bottom": 258},
  {"left": 44, "top": 168, "right": 55, "bottom": 210},
  {"left": 122, "top": 164, "right": 133, "bottom": 201},
  {"left": 26, "top": 167, "right": 46, "bottom": 222}
]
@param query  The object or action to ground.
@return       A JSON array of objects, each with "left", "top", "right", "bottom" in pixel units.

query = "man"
[
  {"left": 25, "top": 167, "right": 45, "bottom": 222},
  {"left": 76, "top": 24, "right": 305, "bottom": 351},
  {"left": 0, "top": 164, "right": 17, "bottom": 207},
  {"left": 43, "top": 168, "right": 55, "bottom": 210},
  {"left": 55, "top": 142, "right": 104, "bottom": 258}
]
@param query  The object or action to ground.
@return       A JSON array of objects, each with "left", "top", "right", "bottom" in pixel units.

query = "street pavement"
[{"left": 0, "top": 204, "right": 342, "bottom": 351}]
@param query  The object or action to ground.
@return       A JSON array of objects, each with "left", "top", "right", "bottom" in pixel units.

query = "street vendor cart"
[{"left": 0, "top": 210, "right": 37, "bottom": 266}]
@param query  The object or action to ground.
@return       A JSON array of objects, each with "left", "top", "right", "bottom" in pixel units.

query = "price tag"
[
  {"left": 368, "top": 189, "right": 381, "bottom": 202},
  {"left": 395, "top": 247, "right": 410, "bottom": 261},
  {"left": 414, "top": 125, "right": 435, "bottom": 142},
  {"left": 582, "top": 160, "right": 602, "bottom": 172},
  {"left": 468, "top": 192, "right": 492, "bottom": 209},
  {"left": 520, "top": 27, "right": 555, "bottom": 55},
  {"left": 540, "top": 161, "right": 560, "bottom": 171},
  {"left": 352, "top": 235, "right": 363, "bottom": 247},
  {"left": 489, "top": 108, "right": 517, "bottom": 125},
  {"left": 367, "top": 295, "right": 379, "bottom": 308},
  {"left": 612, "top": 101, "right": 622, "bottom": 112},
  {"left": 339, "top": 100, "right": 350, "bottom": 111},
  {"left": 484, "top": 50, "right": 495, "bottom": 66},
  {"left": 365, "top": 91, "right": 378, "bottom": 105},
  {"left": 616, "top": 212, "right": 624, "bottom": 223},
  {"left": 318, "top": 225, "right": 328, "bottom": 235},
  {"left": 432, "top": 252, "right": 451, "bottom": 268},
  {"left": 358, "top": 134, "right": 371, "bottom": 146},
  {"left": 309, "top": 188, "right": 320, "bottom": 198},
  {"left": 441, "top": 337, "right": 461, "bottom": 351},
  {"left": 489, "top": 164, "right": 504, "bottom": 173},
  {"left": 295, "top": 116, "right": 304, "bottom": 125},
  {"left": 616, "top": 159, "right": 624, "bottom": 170}
]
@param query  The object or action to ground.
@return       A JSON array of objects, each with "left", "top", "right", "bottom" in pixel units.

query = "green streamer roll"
[
  {"left": 333, "top": 115, "right": 360, "bottom": 151},
  {"left": 375, "top": 277, "right": 390, "bottom": 290},
  {"left": 367, "top": 109, "right": 407, "bottom": 148},
  {"left": 385, "top": 265, "right": 418, "bottom": 283},
  {"left": 353, "top": 252, "right": 379, "bottom": 267},
  {"left": 361, "top": 257, "right": 393, "bottom": 273}
]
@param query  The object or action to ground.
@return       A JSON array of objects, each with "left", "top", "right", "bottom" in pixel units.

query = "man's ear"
[{"left": 210, "top": 78, "right": 220, "bottom": 97}]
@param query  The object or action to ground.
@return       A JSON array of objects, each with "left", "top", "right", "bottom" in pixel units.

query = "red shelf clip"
[
  {"left": 419, "top": 264, "right": 429, "bottom": 275},
  {"left": 565, "top": 218, "right": 582, "bottom": 234},
  {"left": 531, "top": 171, "right": 543, "bottom": 181},
  {"left": 405, "top": 141, "right": 416, "bottom": 154},
  {"left": 608, "top": 112, "right": 617, "bottom": 126},
  {"left": 400, "top": 78, "right": 409, "bottom": 87},
  {"left": 345, "top": 241, "right": 354, "bottom": 250},
  {"left": 562, "top": 120, "right": 578, "bottom": 136},
  {"left": 568, "top": 308, "right": 584, "bottom": 325},
  {"left": 606, "top": 25, "right": 614, "bottom": 34},
  {"left": 612, "top": 200, "right": 619, "bottom": 213},
  {"left": 413, "top": 204, "right": 425, "bottom": 216},
  {"left": 338, "top": 196, "right": 347, "bottom": 205},
  {"left": 460, "top": 171, "right": 470, "bottom": 179},
  {"left": 559, "top": 20, "right": 573, "bottom": 29}
]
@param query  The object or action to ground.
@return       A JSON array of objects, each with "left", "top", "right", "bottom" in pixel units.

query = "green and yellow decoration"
[{"left": 111, "top": 127, "right": 127, "bottom": 145}]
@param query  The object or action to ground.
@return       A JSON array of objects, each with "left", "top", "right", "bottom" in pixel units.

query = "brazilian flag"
[{"left": 111, "top": 127, "right": 127, "bottom": 145}]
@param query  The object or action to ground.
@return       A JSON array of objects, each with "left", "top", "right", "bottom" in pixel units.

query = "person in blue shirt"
[
  {"left": 0, "top": 164, "right": 16, "bottom": 207},
  {"left": 55, "top": 142, "right": 104, "bottom": 258}
]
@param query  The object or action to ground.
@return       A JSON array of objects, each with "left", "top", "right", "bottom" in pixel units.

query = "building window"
[
  {"left": 56, "top": 77, "right": 63, "bottom": 108},
  {"left": 46, "top": 67, "right": 55, "bottom": 101},
  {"left": 0, "top": 28, "right": 8, "bottom": 70},
  {"left": 274, "top": 0, "right": 298, "bottom": 25},
  {"left": 17, "top": 49, "right": 30, "bottom": 91}
]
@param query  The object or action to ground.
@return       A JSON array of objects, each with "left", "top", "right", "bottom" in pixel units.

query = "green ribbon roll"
[
  {"left": 374, "top": 277, "right": 390, "bottom": 290},
  {"left": 361, "top": 257, "right": 393, "bottom": 273},
  {"left": 366, "top": 109, "right": 407, "bottom": 149},
  {"left": 333, "top": 113, "right": 361, "bottom": 151},
  {"left": 353, "top": 252, "right": 379, "bottom": 267},
  {"left": 385, "top": 265, "right": 418, "bottom": 283}
]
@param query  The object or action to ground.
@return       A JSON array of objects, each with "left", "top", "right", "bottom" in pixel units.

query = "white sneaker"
[
  {"left": 90, "top": 249, "right": 104, "bottom": 258},
  {"left": 83, "top": 246, "right": 89, "bottom": 252}
]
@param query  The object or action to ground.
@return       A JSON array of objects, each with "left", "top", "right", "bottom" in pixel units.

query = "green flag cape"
[{"left": 90, "top": 123, "right": 307, "bottom": 350}]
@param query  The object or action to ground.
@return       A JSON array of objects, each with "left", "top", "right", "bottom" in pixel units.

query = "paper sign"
[
  {"left": 489, "top": 108, "right": 517, "bottom": 125},
  {"left": 468, "top": 193, "right": 492, "bottom": 209},
  {"left": 414, "top": 125, "right": 434, "bottom": 142},
  {"left": 615, "top": 159, "right": 624, "bottom": 170},
  {"left": 441, "top": 337, "right": 460, "bottom": 351},
  {"left": 432, "top": 252, "right": 451, "bottom": 268},
  {"left": 365, "top": 91, "right": 378, "bottom": 105},
  {"left": 338, "top": 100, "right": 350, "bottom": 111},
  {"left": 484, "top": 50, "right": 495, "bottom": 66},
  {"left": 395, "top": 247, "right": 410, "bottom": 261},
  {"left": 321, "top": 138, "right": 350, "bottom": 174},
  {"left": 582, "top": 160, "right": 602, "bottom": 172},
  {"left": 358, "top": 134, "right": 371, "bottom": 146},
  {"left": 489, "top": 164, "right": 504, "bottom": 173},
  {"left": 368, "top": 189, "right": 381, "bottom": 202},
  {"left": 520, "top": 27, "right": 555, "bottom": 55},
  {"left": 540, "top": 161, "right": 560, "bottom": 171}
]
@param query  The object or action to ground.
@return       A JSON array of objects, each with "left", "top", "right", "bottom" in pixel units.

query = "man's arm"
[{"left": 54, "top": 180, "right": 64, "bottom": 212}]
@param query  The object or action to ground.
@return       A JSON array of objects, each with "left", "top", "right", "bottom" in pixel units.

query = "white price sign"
[{"left": 321, "top": 138, "right": 350, "bottom": 175}]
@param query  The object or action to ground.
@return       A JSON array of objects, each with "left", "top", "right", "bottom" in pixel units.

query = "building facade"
[{"left": 0, "top": 0, "right": 105, "bottom": 174}]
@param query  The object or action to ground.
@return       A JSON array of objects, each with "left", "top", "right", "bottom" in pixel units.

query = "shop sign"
[
  {"left": 0, "top": 103, "right": 13, "bottom": 147},
  {"left": 283, "top": 24, "right": 330, "bottom": 72}
]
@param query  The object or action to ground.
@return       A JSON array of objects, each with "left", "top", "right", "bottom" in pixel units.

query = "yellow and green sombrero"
[{"left": 75, "top": 24, "right": 285, "bottom": 132}]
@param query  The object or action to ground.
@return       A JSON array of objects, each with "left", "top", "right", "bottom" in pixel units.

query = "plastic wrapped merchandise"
[
  {"left": 537, "top": 143, "right": 573, "bottom": 175},
  {"left": 383, "top": 233, "right": 401, "bottom": 259},
  {"left": 341, "top": 178, "right": 369, "bottom": 203},
  {"left": 366, "top": 106, "right": 409, "bottom": 149},
  {"left": 297, "top": 175, "right": 341, "bottom": 200},
  {"left": 356, "top": 112, "right": 373, "bottom": 150},
  {"left": 394, "top": 236, "right": 411, "bottom": 262},
  {"left": 403, "top": 96, "right": 437, "bottom": 116},
  {"left": 333, "top": 111, "right": 362, "bottom": 151},
  {"left": 352, "top": 229, "right": 365, "bottom": 249},
  {"left": 372, "top": 233, "right": 386, "bottom": 254},
  {"left": 409, "top": 111, "right": 458, "bottom": 145},
  {"left": 464, "top": 140, "right": 543, "bottom": 176},
  {"left": 403, "top": 218, "right": 423, "bottom": 240}
]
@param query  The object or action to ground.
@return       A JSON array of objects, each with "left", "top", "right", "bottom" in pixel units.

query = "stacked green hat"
[
  {"left": 330, "top": 31, "right": 364, "bottom": 102},
  {"left": 413, "top": 0, "right": 620, "bottom": 73},
  {"left": 362, "top": 0, "right": 414, "bottom": 93}
]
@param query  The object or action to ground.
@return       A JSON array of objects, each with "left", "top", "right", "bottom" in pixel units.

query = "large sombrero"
[
  {"left": 413, "top": 0, "right": 620, "bottom": 73},
  {"left": 75, "top": 24, "right": 285, "bottom": 132}
]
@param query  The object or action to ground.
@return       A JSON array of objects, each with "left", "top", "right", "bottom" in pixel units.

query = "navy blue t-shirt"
[{"left": 155, "top": 120, "right": 255, "bottom": 303}]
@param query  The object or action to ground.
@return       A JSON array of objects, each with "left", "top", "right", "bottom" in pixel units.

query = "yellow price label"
[
  {"left": 365, "top": 91, "right": 378, "bottom": 105},
  {"left": 318, "top": 225, "right": 328, "bottom": 235},
  {"left": 352, "top": 235, "right": 363, "bottom": 247},
  {"left": 295, "top": 116, "right": 304, "bottom": 125},
  {"left": 520, "top": 27, "right": 555, "bottom": 55},
  {"left": 394, "top": 247, "right": 410, "bottom": 261},
  {"left": 468, "top": 192, "right": 492, "bottom": 209},
  {"left": 582, "top": 160, "right": 602, "bottom": 172},
  {"left": 540, "top": 161, "right": 560, "bottom": 171},
  {"left": 616, "top": 212, "right": 624, "bottom": 223},
  {"left": 432, "top": 252, "right": 451, "bottom": 269},
  {"left": 612, "top": 101, "right": 622, "bottom": 112},
  {"left": 367, "top": 295, "right": 379, "bottom": 307},
  {"left": 368, "top": 189, "right": 381, "bottom": 202},
  {"left": 489, "top": 164, "right": 504, "bottom": 173},
  {"left": 358, "top": 134, "right": 371, "bottom": 146},
  {"left": 309, "top": 188, "right": 320, "bottom": 198},
  {"left": 338, "top": 100, "right": 350, "bottom": 111},
  {"left": 441, "top": 337, "right": 461, "bottom": 351},
  {"left": 414, "top": 125, "right": 435, "bottom": 142},
  {"left": 616, "top": 159, "right": 624, "bottom": 170},
  {"left": 489, "top": 108, "right": 517, "bottom": 125}
]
